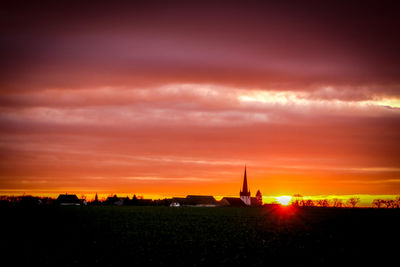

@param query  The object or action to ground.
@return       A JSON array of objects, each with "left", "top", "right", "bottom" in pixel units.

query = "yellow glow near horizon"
[{"left": 276, "top": 195, "right": 292, "bottom": 205}]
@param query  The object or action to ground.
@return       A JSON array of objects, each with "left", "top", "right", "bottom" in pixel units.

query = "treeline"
[
  {"left": 292, "top": 194, "right": 400, "bottom": 208},
  {"left": 0, "top": 195, "right": 54, "bottom": 206},
  {"left": 0, "top": 194, "right": 160, "bottom": 207},
  {"left": 372, "top": 198, "right": 400, "bottom": 208}
]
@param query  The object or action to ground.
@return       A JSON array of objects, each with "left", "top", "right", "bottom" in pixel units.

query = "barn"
[{"left": 56, "top": 194, "right": 81, "bottom": 206}]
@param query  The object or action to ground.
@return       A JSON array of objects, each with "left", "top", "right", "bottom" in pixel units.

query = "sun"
[{"left": 276, "top": 196, "right": 292, "bottom": 206}]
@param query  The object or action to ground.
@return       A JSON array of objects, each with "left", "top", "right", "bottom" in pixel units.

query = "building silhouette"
[
  {"left": 240, "top": 166, "right": 251, "bottom": 206},
  {"left": 56, "top": 194, "right": 81, "bottom": 206},
  {"left": 255, "top": 190, "right": 262, "bottom": 205}
]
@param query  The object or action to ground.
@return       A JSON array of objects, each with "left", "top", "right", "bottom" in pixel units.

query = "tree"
[
  {"left": 316, "top": 199, "right": 329, "bottom": 207},
  {"left": 395, "top": 196, "right": 400, "bottom": 208},
  {"left": 384, "top": 200, "right": 394, "bottom": 208},
  {"left": 292, "top": 194, "right": 303, "bottom": 207},
  {"left": 347, "top": 197, "right": 360, "bottom": 208},
  {"left": 302, "top": 199, "right": 314, "bottom": 207},
  {"left": 332, "top": 198, "right": 343, "bottom": 208},
  {"left": 372, "top": 199, "right": 385, "bottom": 208}
]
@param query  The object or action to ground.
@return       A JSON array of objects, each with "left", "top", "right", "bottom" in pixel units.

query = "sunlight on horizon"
[{"left": 276, "top": 195, "right": 292, "bottom": 205}]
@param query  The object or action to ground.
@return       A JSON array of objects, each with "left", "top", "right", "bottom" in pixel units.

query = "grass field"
[{"left": 1, "top": 205, "right": 399, "bottom": 266}]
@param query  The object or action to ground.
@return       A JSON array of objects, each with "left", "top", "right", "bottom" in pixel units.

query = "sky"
[{"left": 1, "top": 0, "right": 400, "bottom": 203}]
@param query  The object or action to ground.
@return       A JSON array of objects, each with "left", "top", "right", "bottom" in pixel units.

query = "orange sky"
[{"left": 1, "top": 0, "right": 400, "bottom": 201}]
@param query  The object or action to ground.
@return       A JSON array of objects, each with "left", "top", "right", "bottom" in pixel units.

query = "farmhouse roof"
[
  {"left": 56, "top": 194, "right": 80, "bottom": 204},
  {"left": 171, "top": 197, "right": 187, "bottom": 205},
  {"left": 220, "top": 197, "right": 247, "bottom": 207},
  {"left": 185, "top": 195, "right": 218, "bottom": 205}
]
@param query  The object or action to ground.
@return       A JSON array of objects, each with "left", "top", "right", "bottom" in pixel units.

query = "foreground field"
[{"left": 1, "top": 205, "right": 399, "bottom": 266}]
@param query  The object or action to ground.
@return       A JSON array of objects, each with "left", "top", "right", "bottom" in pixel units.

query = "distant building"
[
  {"left": 105, "top": 195, "right": 128, "bottom": 206},
  {"left": 251, "top": 197, "right": 261, "bottom": 206},
  {"left": 166, "top": 167, "right": 262, "bottom": 207},
  {"left": 92, "top": 193, "right": 99, "bottom": 205},
  {"left": 56, "top": 194, "right": 81, "bottom": 206},
  {"left": 170, "top": 197, "right": 187, "bottom": 206},
  {"left": 18, "top": 196, "right": 42, "bottom": 206},
  {"left": 168, "top": 195, "right": 218, "bottom": 207},
  {"left": 170, "top": 202, "right": 180, "bottom": 207},
  {"left": 185, "top": 195, "right": 218, "bottom": 207},
  {"left": 240, "top": 166, "right": 251, "bottom": 206},
  {"left": 80, "top": 199, "right": 88, "bottom": 206},
  {"left": 220, "top": 197, "right": 247, "bottom": 207},
  {"left": 255, "top": 190, "right": 263, "bottom": 205}
]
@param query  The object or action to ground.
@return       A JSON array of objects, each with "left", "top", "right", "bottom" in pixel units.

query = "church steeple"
[
  {"left": 241, "top": 165, "right": 250, "bottom": 196},
  {"left": 240, "top": 166, "right": 251, "bottom": 205}
]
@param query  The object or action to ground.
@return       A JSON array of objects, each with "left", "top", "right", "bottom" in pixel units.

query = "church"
[
  {"left": 240, "top": 166, "right": 252, "bottom": 205},
  {"left": 221, "top": 166, "right": 263, "bottom": 206},
  {"left": 240, "top": 166, "right": 263, "bottom": 206}
]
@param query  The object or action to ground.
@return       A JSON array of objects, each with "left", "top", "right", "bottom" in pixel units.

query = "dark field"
[{"left": 1, "top": 205, "right": 399, "bottom": 266}]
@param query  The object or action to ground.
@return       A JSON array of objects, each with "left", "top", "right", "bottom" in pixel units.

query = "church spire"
[
  {"left": 240, "top": 165, "right": 250, "bottom": 197},
  {"left": 240, "top": 165, "right": 251, "bottom": 205},
  {"left": 242, "top": 165, "right": 248, "bottom": 194}
]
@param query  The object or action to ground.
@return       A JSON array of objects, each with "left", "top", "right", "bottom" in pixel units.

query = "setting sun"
[{"left": 276, "top": 196, "right": 292, "bottom": 205}]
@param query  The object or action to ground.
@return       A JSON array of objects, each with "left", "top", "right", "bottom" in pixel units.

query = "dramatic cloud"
[{"left": 1, "top": 0, "right": 399, "bottom": 198}]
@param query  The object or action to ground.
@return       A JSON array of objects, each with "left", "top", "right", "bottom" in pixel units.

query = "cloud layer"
[{"left": 1, "top": 0, "right": 400, "bottom": 197}]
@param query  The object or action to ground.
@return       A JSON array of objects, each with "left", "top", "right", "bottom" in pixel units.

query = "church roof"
[
  {"left": 251, "top": 197, "right": 262, "bottom": 206},
  {"left": 220, "top": 197, "right": 247, "bottom": 206},
  {"left": 185, "top": 195, "right": 218, "bottom": 205},
  {"left": 56, "top": 194, "right": 80, "bottom": 204}
]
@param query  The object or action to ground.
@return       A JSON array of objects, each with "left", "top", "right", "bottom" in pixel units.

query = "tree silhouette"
[
  {"left": 332, "top": 198, "right": 343, "bottom": 208},
  {"left": 316, "top": 199, "right": 329, "bottom": 207},
  {"left": 396, "top": 196, "right": 400, "bottom": 208},
  {"left": 292, "top": 194, "right": 303, "bottom": 207},
  {"left": 301, "top": 199, "right": 314, "bottom": 207},
  {"left": 384, "top": 200, "right": 394, "bottom": 208},
  {"left": 372, "top": 199, "right": 385, "bottom": 208},
  {"left": 347, "top": 197, "right": 360, "bottom": 208}
]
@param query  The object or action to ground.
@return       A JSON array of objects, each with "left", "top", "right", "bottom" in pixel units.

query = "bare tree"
[
  {"left": 316, "top": 199, "right": 329, "bottom": 207},
  {"left": 332, "top": 198, "right": 343, "bottom": 208},
  {"left": 372, "top": 199, "right": 385, "bottom": 208},
  {"left": 395, "top": 196, "right": 400, "bottom": 209},
  {"left": 346, "top": 197, "right": 360, "bottom": 208},
  {"left": 292, "top": 194, "right": 303, "bottom": 207},
  {"left": 302, "top": 199, "right": 314, "bottom": 207},
  {"left": 384, "top": 200, "right": 394, "bottom": 208}
]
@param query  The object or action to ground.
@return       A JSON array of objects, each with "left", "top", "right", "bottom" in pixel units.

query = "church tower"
[
  {"left": 240, "top": 166, "right": 251, "bottom": 206},
  {"left": 256, "top": 190, "right": 262, "bottom": 206}
]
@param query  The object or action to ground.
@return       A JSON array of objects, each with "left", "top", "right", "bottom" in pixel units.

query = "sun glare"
[{"left": 276, "top": 196, "right": 292, "bottom": 206}]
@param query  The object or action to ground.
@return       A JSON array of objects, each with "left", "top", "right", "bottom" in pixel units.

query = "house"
[
  {"left": 168, "top": 195, "right": 218, "bottom": 207},
  {"left": 220, "top": 197, "right": 247, "bottom": 207},
  {"left": 169, "top": 197, "right": 188, "bottom": 206},
  {"left": 15, "top": 196, "right": 43, "bottom": 206},
  {"left": 123, "top": 195, "right": 154, "bottom": 206},
  {"left": 105, "top": 195, "right": 128, "bottom": 206},
  {"left": 56, "top": 194, "right": 81, "bottom": 206},
  {"left": 185, "top": 195, "right": 218, "bottom": 207},
  {"left": 170, "top": 202, "right": 181, "bottom": 207}
]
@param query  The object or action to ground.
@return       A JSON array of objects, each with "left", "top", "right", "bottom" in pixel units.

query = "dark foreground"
[{"left": 1, "top": 205, "right": 399, "bottom": 266}]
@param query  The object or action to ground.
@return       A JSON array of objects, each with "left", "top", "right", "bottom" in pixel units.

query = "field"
[{"left": 1, "top": 205, "right": 399, "bottom": 266}]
